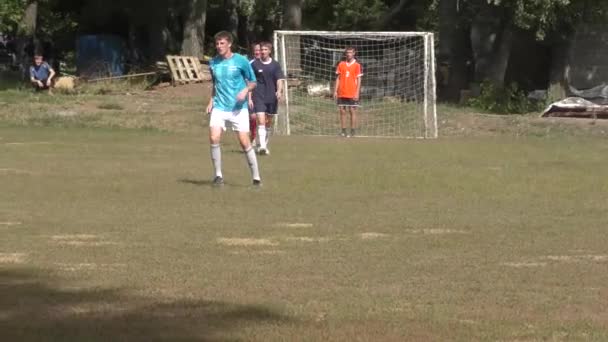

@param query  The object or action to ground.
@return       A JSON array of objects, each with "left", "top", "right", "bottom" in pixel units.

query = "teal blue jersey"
[{"left": 209, "top": 53, "right": 256, "bottom": 111}]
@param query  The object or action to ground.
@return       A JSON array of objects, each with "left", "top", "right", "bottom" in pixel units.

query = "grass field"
[{"left": 2, "top": 85, "right": 608, "bottom": 341}]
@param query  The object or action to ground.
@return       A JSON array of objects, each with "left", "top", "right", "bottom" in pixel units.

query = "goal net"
[{"left": 273, "top": 31, "right": 437, "bottom": 138}]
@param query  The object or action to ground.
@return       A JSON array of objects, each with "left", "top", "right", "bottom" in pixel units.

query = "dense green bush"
[{"left": 468, "top": 81, "right": 546, "bottom": 114}]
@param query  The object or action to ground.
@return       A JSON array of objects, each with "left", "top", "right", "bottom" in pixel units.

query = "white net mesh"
[{"left": 273, "top": 31, "right": 437, "bottom": 138}]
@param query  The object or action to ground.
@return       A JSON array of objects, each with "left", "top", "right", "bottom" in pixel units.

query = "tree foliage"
[{"left": 0, "top": 0, "right": 27, "bottom": 34}]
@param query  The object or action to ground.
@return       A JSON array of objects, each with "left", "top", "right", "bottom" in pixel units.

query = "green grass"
[{"left": 1, "top": 125, "right": 608, "bottom": 341}]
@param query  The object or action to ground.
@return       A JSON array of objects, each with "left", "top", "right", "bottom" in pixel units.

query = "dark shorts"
[
  {"left": 253, "top": 100, "right": 278, "bottom": 115},
  {"left": 32, "top": 78, "right": 50, "bottom": 90},
  {"left": 337, "top": 97, "right": 360, "bottom": 107}
]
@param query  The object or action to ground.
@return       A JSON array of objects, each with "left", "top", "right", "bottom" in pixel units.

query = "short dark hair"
[
  {"left": 345, "top": 46, "right": 356, "bottom": 53},
  {"left": 260, "top": 41, "right": 272, "bottom": 51},
  {"left": 214, "top": 31, "right": 233, "bottom": 43}
]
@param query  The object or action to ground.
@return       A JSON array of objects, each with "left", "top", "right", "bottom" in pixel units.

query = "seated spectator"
[{"left": 30, "top": 54, "right": 55, "bottom": 91}]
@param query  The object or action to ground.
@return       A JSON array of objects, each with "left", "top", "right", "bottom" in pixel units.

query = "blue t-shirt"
[
  {"left": 209, "top": 53, "right": 256, "bottom": 111},
  {"left": 251, "top": 58, "right": 284, "bottom": 104},
  {"left": 30, "top": 62, "right": 51, "bottom": 80}
]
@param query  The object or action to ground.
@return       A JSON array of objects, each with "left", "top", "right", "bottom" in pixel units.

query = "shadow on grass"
[
  {"left": 178, "top": 178, "right": 214, "bottom": 186},
  {"left": 0, "top": 268, "right": 289, "bottom": 341}
]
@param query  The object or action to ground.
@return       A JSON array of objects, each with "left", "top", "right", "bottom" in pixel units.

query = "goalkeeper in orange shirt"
[{"left": 333, "top": 46, "right": 363, "bottom": 137}]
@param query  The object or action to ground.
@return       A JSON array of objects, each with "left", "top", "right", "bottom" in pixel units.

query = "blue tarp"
[{"left": 76, "top": 35, "right": 125, "bottom": 77}]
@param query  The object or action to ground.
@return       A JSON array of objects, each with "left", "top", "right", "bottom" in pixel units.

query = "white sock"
[
  {"left": 210, "top": 144, "right": 222, "bottom": 178},
  {"left": 258, "top": 126, "right": 267, "bottom": 149},
  {"left": 244, "top": 147, "right": 261, "bottom": 181}
]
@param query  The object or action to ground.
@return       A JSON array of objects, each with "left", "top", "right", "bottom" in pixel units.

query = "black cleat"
[
  {"left": 252, "top": 179, "right": 262, "bottom": 187},
  {"left": 212, "top": 176, "right": 224, "bottom": 186}
]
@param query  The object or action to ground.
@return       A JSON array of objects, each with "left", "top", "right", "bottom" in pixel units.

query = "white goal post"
[{"left": 273, "top": 31, "right": 438, "bottom": 138}]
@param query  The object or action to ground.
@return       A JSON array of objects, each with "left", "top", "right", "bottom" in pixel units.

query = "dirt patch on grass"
[
  {"left": 55, "top": 241, "right": 118, "bottom": 247},
  {"left": 501, "top": 262, "right": 548, "bottom": 268},
  {"left": 3, "top": 141, "right": 52, "bottom": 146},
  {"left": 229, "top": 250, "right": 286, "bottom": 256},
  {"left": 0, "top": 221, "right": 22, "bottom": 226},
  {"left": 359, "top": 232, "right": 390, "bottom": 240},
  {"left": 54, "top": 263, "right": 127, "bottom": 272},
  {"left": 274, "top": 222, "right": 314, "bottom": 228},
  {"left": 544, "top": 255, "right": 608, "bottom": 262},
  {"left": 51, "top": 234, "right": 99, "bottom": 240},
  {"left": 0, "top": 253, "right": 27, "bottom": 264},
  {"left": 51, "top": 234, "right": 117, "bottom": 247},
  {"left": 0, "top": 168, "right": 33, "bottom": 175},
  {"left": 406, "top": 229, "right": 469, "bottom": 235},
  {"left": 284, "top": 236, "right": 331, "bottom": 243},
  {"left": 217, "top": 238, "right": 278, "bottom": 247}
]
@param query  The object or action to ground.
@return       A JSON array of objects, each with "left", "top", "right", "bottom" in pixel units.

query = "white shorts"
[{"left": 209, "top": 108, "right": 249, "bottom": 132}]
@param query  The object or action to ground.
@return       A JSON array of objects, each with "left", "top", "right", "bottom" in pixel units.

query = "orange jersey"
[{"left": 336, "top": 60, "right": 363, "bottom": 98}]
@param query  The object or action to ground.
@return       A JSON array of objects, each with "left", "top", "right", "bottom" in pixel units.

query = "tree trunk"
[
  {"left": 376, "top": 0, "right": 409, "bottom": 30},
  {"left": 282, "top": 0, "right": 302, "bottom": 30},
  {"left": 146, "top": 0, "right": 170, "bottom": 62},
  {"left": 470, "top": 5, "right": 513, "bottom": 88},
  {"left": 547, "top": 33, "right": 574, "bottom": 103},
  {"left": 438, "top": 0, "right": 470, "bottom": 102},
  {"left": 281, "top": 0, "right": 303, "bottom": 77},
  {"left": 224, "top": 0, "right": 239, "bottom": 43},
  {"left": 181, "top": 0, "right": 207, "bottom": 57},
  {"left": 16, "top": 1, "right": 38, "bottom": 78}
]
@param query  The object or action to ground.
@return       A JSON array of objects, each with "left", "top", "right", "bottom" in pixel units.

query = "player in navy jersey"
[
  {"left": 206, "top": 31, "right": 261, "bottom": 186},
  {"left": 250, "top": 41, "right": 285, "bottom": 155}
]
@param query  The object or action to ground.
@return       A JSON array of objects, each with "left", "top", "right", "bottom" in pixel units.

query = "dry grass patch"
[
  {"left": 0, "top": 169, "right": 33, "bottom": 175},
  {"left": 501, "top": 262, "right": 548, "bottom": 268},
  {"left": 273, "top": 222, "right": 314, "bottom": 228},
  {"left": 3, "top": 141, "right": 52, "bottom": 146},
  {"left": 229, "top": 250, "right": 286, "bottom": 256},
  {"left": 284, "top": 236, "right": 332, "bottom": 243},
  {"left": 54, "top": 263, "right": 127, "bottom": 272},
  {"left": 50, "top": 234, "right": 118, "bottom": 247},
  {"left": 0, "top": 221, "right": 22, "bottom": 226},
  {"left": 544, "top": 255, "right": 608, "bottom": 263},
  {"left": 359, "top": 232, "right": 390, "bottom": 240},
  {"left": 217, "top": 238, "right": 279, "bottom": 247},
  {"left": 0, "top": 253, "right": 27, "bottom": 264},
  {"left": 405, "top": 228, "right": 469, "bottom": 235}
]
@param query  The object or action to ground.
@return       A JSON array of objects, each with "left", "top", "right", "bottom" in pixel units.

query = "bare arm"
[
  {"left": 355, "top": 76, "right": 362, "bottom": 101},
  {"left": 206, "top": 81, "right": 215, "bottom": 114},
  {"left": 236, "top": 81, "right": 256, "bottom": 102},
  {"left": 276, "top": 78, "right": 284, "bottom": 101},
  {"left": 334, "top": 77, "right": 340, "bottom": 99}
]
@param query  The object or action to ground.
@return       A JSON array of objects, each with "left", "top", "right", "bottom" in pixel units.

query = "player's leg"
[
  {"left": 262, "top": 101, "right": 277, "bottom": 153},
  {"left": 338, "top": 104, "right": 348, "bottom": 137},
  {"left": 249, "top": 113, "right": 257, "bottom": 146},
  {"left": 349, "top": 106, "right": 358, "bottom": 137},
  {"left": 265, "top": 114, "right": 274, "bottom": 150},
  {"left": 256, "top": 111, "right": 269, "bottom": 154},
  {"left": 208, "top": 109, "right": 227, "bottom": 185},
  {"left": 233, "top": 109, "right": 262, "bottom": 184}
]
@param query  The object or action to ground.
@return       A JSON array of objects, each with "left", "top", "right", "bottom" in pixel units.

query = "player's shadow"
[
  {"left": 1, "top": 267, "right": 291, "bottom": 341},
  {"left": 178, "top": 178, "right": 214, "bottom": 186}
]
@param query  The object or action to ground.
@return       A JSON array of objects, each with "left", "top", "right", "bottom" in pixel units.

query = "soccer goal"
[{"left": 273, "top": 31, "right": 437, "bottom": 138}]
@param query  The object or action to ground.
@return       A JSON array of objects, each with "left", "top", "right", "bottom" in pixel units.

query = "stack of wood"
[{"left": 164, "top": 55, "right": 211, "bottom": 86}]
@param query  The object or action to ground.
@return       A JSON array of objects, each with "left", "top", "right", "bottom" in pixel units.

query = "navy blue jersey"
[{"left": 251, "top": 58, "right": 284, "bottom": 103}]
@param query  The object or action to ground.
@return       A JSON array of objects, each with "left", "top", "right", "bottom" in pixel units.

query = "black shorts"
[
  {"left": 337, "top": 97, "right": 360, "bottom": 107},
  {"left": 33, "top": 78, "right": 50, "bottom": 90},
  {"left": 253, "top": 101, "right": 278, "bottom": 115}
]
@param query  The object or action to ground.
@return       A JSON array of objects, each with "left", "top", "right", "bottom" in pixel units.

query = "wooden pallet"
[{"left": 166, "top": 55, "right": 206, "bottom": 85}]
